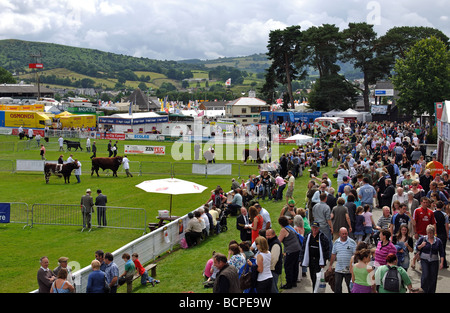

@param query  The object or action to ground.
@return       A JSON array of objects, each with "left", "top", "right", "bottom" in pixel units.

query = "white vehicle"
[{"left": 313, "top": 117, "right": 351, "bottom": 136}]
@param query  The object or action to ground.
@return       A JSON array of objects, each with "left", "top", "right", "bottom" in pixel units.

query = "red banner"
[{"left": 97, "top": 133, "right": 126, "bottom": 140}]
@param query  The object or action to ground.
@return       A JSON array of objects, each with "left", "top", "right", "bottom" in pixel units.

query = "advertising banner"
[{"left": 124, "top": 145, "right": 166, "bottom": 155}]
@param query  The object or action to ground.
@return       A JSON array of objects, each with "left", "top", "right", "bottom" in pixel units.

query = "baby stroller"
[{"left": 218, "top": 210, "right": 228, "bottom": 233}]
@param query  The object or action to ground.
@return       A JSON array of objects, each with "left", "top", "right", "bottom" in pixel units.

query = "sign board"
[
  {"left": 0, "top": 203, "right": 10, "bottom": 223},
  {"left": 192, "top": 163, "right": 232, "bottom": 175},
  {"left": 371, "top": 105, "right": 388, "bottom": 114},
  {"left": 426, "top": 161, "right": 444, "bottom": 178},
  {"left": 374, "top": 89, "right": 394, "bottom": 96},
  {"left": 29, "top": 63, "right": 44, "bottom": 69},
  {"left": 124, "top": 145, "right": 166, "bottom": 155},
  {"left": 16, "top": 160, "right": 45, "bottom": 172}
]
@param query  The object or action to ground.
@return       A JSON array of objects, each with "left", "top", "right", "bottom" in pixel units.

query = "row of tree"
[{"left": 260, "top": 23, "right": 449, "bottom": 115}]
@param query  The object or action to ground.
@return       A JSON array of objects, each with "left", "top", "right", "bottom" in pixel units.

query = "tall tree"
[
  {"left": 391, "top": 36, "right": 450, "bottom": 116},
  {"left": 340, "top": 22, "right": 393, "bottom": 111},
  {"left": 379, "top": 26, "right": 449, "bottom": 59},
  {"left": 0, "top": 67, "right": 16, "bottom": 84},
  {"left": 265, "top": 25, "right": 307, "bottom": 111},
  {"left": 303, "top": 24, "right": 358, "bottom": 111}
]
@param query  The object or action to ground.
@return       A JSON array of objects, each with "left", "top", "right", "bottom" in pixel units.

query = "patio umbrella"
[{"left": 135, "top": 178, "right": 208, "bottom": 217}]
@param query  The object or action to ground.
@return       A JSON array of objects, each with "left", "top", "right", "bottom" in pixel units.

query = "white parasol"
[{"left": 135, "top": 178, "right": 208, "bottom": 216}]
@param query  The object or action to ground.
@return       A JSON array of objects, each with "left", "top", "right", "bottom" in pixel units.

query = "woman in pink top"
[
  {"left": 374, "top": 229, "right": 397, "bottom": 268},
  {"left": 363, "top": 204, "right": 375, "bottom": 244}
]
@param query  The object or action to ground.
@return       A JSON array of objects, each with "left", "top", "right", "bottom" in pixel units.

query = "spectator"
[
  {"left": 37, "top": 256, "right": 55, "bottom": 293},
  {"left": 236, "top": 207, "right": 252, "bottom": 242},
  {"left": 227, "top": 243, "right": 246, "bottom": 272},
  {"left": 86, "top": 260, "right": 107, "bottom": 293},
  {"left": 53, "top": 257, "right": 74, "bottom": 289},
  {"left": 330, "top": 197, "right": 352, "bottom": 241},
  {"left": 327, "top": 227, "right": 357, "bottom": 293},
  {"left": 415, "top": 224, "right": 445, "bottom": 293},
  {"left": 278, "top": 216, "right": 301, "bottom": 290},
  {"left": 119, "top": 253, "right": 136, "bottom": 293},
  {"left": 299, "top": 221, "right": 330, "bottom": 292},
  {"left": 50, "top": 268, "right": 74, "bottom": 293},
  {"left": 374, "top": 253, "right": 415, "bottom": 293},
  {"left": 212, "top": 253, "right": 241, "bottom": 293},
  {"left": 249, "top": 236, "right": 273, "bottom": 293},
  {"left": 312, "top": 192, "right": 333, "bottom": 251},
  {"left": 185, "top": 211, "right": 203, "bottom": 247},
  {"left": 95, "top": 250, "right": 107, "bottom": 272},
  {"left": 374, "top": 230, "right": 397, "bottom": 270},
  {"left": 265, "top": 229, "right": 283, "bottom": 293},
  {"left": 104, "top": 252, "right": 119, "bottom": 293},
  {"left": 132, "top": 253, "right": 159, "bottom": 287}
]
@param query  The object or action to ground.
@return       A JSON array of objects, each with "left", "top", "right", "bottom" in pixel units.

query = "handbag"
[{"left": 239, "top": 264, "right": 253, "bottom": 290}]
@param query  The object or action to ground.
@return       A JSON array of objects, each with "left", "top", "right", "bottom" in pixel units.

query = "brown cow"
[
  {"left": 44, "top": 162, "right": 79, "bottom": 184},
  {"left": 91, "top": 156, "right": 123, "bottom": 177}
]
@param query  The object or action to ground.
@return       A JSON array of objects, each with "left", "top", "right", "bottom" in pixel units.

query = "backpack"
[
  {"left": 214, "top": 194, "right": 222, "bottom": 208},
  {"left": 383, "top": 265, "right": 402, "bottom": 292}
]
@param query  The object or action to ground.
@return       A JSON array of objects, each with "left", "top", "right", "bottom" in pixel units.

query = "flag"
[
  {"left": 435, "top": 102, "right": 444, "bottom": 122},
  {"left": 129, "top": 101, "right": 132, "bottom": 115},
  {"left": 198, "top": 110, "right": 204, "bottom": 117},
  {"left": 225, "top": 78, "right": 231, "bottom": 86}
]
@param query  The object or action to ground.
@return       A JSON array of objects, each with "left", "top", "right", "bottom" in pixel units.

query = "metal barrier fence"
[
  {"left": 29, "top": 204, "right": 147, "bottom": 233},
  {"left": 8, "top": 202, "right": 30, "bottom": 228},
  {"left": 31, "top": 204, "right": 85, "bottom": 228}
]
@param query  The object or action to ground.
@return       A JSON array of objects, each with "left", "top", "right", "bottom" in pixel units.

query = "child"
[
  {"left": 132, "top": 253, "right": 160, "bottom": 287},
  {"left": 362, "top": 204, "right": 375, "bottom": 244},
  {"left": 354, "top": 206, "right": 365, "bottom": 243}
]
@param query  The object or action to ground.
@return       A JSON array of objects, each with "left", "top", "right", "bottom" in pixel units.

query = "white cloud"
[{"left": 0, "top": 0, "right": 447, "bottom": 60}]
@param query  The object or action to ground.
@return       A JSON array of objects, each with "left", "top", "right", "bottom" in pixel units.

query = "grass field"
[{"left": 0, "top": 134, "right": 336, "bottom": 293}]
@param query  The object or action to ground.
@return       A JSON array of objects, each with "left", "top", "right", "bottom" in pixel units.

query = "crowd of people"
[
  {"left": 201, "top": 120, "right": 449, "bottom": 294},
  {"left": 37, "top": 250, "right": 160, "bottom": 293}
]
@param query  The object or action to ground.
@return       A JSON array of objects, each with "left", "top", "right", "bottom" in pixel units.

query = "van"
[{"left": 313, "top": 117, "right": 350, "bottom": 136}]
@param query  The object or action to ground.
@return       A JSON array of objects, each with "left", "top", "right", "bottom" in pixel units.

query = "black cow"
[
  {"left": 91, "top": 156, "right": 123, "bottom": 177},
  {"left": 44, "top": 162, "right": 79, "bottom": 184},
  {"left": 242, "top": 148, "right": 265, "bottom": 164},
  {"left": 64, "top": 140, "right": 83, "bottom": 151}
]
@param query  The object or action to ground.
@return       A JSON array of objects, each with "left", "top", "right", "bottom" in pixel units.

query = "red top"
[
  {"left": 251, "top": 214, "right": 264, "bottom": 243},
  {"left": 133, "top": 259, "right": 145, "bottom": 276},
  {"left": 413, "top": 207, "right": 436, "bottom": 236}
]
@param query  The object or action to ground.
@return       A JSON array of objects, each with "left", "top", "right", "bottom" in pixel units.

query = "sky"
[{"left": 0, "top": 0, "right": 448, "bottom": 61}]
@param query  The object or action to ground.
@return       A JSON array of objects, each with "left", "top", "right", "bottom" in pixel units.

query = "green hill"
[{"left": 0, "top": 39, "right": 265, "bottom": 93}]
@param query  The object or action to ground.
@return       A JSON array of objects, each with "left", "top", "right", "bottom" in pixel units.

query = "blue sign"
[{"left": 0, "top": 203, "right": 11, "bottom": 223}]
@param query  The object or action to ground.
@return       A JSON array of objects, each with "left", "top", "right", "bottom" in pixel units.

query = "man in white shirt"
[{"left": 255, "top": 203, "right": 271, "bottom": 230}]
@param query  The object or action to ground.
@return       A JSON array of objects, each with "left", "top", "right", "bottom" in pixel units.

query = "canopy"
[{"left": 285, "top": 134, "right": 314, "bottom": 145}]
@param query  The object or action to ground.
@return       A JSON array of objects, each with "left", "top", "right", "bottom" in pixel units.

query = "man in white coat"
[{"left": 122, "top": 155, "right": 133, "bottom": 177}]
